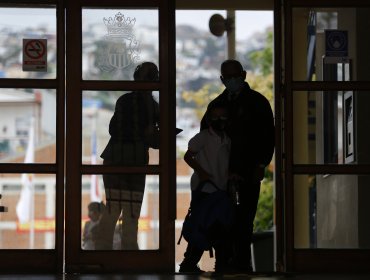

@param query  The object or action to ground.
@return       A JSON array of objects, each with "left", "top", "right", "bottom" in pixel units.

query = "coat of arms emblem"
[{"left": 97, "top": 12, "right": 140, "bottom": 74}]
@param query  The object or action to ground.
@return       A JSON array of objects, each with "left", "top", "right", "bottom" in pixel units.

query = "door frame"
[
  {"left": 0, "top": 0, "right": 65, "bottom": 273},
  {"left": 64, "top": 0, "right": 176, "bottom": 273},
  {"left": 282, "top": 0, "right": 370, "bottom": 272}
]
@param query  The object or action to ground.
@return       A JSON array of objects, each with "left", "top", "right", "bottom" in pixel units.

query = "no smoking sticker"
[{"left": 23, "top": 39, "right": 47, "bottom": 72}]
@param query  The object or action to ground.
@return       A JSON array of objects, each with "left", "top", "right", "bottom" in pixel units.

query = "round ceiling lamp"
[{"left": 209, "top": 14, "right": 227, "bottom": 37}]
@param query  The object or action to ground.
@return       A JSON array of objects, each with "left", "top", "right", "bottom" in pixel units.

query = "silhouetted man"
[{"left": 201, "top": 59, "right": 275, "bottom": 272}]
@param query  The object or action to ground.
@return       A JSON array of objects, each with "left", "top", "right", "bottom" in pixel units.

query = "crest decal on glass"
[{"left": 97, "top": 12, "right": 140, "bottom": 73}]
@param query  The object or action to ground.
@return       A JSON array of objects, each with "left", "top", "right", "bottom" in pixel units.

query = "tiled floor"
[{"left": 0, "top": 273, "right": 369, "bottom": 280}]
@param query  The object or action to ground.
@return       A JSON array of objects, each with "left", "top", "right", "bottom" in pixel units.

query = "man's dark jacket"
[{"left": 201, "top": 82, "right": 275, "bottom": 176}]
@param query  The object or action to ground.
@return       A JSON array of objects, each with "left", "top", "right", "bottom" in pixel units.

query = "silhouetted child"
[
  {"left": 82, "top": 201, "right": 105, "bottom": 250},
  {"left": 179, "top": 101, "right": 231, "bottom": 273}
]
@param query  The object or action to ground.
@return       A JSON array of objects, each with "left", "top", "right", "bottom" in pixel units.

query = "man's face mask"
[{"left": 222, "top": 76, "right": 244, "bottom": 94}]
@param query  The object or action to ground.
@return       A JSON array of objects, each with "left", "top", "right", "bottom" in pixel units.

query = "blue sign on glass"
[{"left": 325, "top": 30, "right": 348, "bottom": 57}]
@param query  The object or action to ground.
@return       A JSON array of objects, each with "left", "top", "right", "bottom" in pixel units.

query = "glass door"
[
  {"left": 64, "top": 0, "right": 176, "bottom": 273},
  {"left": 0, "top": 1, "right": 65, "bottom": 273},
  {"left": 283, "top": 0, "right": 370, "bottom": 272}
]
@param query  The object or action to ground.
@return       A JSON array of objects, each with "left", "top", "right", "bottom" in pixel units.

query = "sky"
[
  {"left": 176, "top": 10, "right": 273, "bottom": 41},
  {"left": 0, "top": 8, "right": 273, "bottom": 42}
]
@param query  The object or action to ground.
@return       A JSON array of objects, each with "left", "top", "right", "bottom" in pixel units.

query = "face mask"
[
  {"left": 223, "top": 77, "right": 244, "bottom": 94},
  {"left": 210, "top": 118, "right": 227, "bottom": 131}
]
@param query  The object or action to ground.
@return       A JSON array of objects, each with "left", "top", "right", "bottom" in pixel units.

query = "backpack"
[{"left": 177, "top": 181, "right": 235, "bottom": 251}]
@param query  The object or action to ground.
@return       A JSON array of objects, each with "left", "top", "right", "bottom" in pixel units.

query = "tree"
[
  {"left": 254, "top": 167, "right": 274, "bottom": 232},
  {"left": 181, "top": 83, "right": 222, "bottom": 120},
  {"left": 248, "top": 30, "right": 273, "bottom": 77},
  {"left": 247, "top": 29, "right": 275, "bottom": 232},
  {"left": 247, "top": 29, "right": 274, "bottom": 109}
]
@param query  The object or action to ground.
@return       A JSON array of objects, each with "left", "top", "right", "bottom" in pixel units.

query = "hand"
[
  {"left": 253, "top": 166, "right": 265, "bottom": 183},
  {"left": 229, "top": 173, "right": 244, "bottom": 182},
  {"left": 199, "top": 170, "right": 211, "bottom": 182}
]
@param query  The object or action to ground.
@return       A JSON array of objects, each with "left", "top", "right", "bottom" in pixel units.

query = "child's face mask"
[{"left": 210, "top": 117, "right": 227, "bottom": 131}]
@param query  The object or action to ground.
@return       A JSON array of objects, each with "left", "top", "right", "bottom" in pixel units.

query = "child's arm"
[{"left": 184, "top": 149, "right": 210, "bottom": 182}]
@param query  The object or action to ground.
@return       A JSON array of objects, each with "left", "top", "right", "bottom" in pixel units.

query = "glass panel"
[
  {"left": 235, "top": 11, "right": 274, "bottom": 78},
  {"left": 82, "top": 9, "right": 159, "bottom": 81},
  {"left": 293, "top": 7, "right": 370, "bottom": 81},
  {"left": 0, "top": 89, "right": 56, "bottom": 163},
  {"left": 294, "top": 174, "right": 370, "bottom": 249},
  {"left": 82, "top": 90, "right": 160, "bottom": 165},
  {"left": 293, "top": 91, "right": 370, "bottom": 164},
  {"left": 175, "top": 10, "right": 274, "bottom": 272},
  {"left": 0, "top": 173, "right": 56, "bottom": 249},
  {"left": 0, "top": 7, "right": 56, "bottom": 79},
  {"left": 81, "top": 174, "right": 159, "bottom": 250}
]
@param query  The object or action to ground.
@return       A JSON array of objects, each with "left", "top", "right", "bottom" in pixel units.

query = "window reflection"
[
  {"left": 82, "top": 90, "right": 160, "bottom": 165},
  {"left": 293, "top": 91, "right": 370, "bottom": 165},
  {"left": 0, "top": 89, "right": 56, "bottom": 163},
  {"left": 294, "top": 174, "right": 370, "bottom": 249},
  {"left": 82, "top": 9, "right": 159, "bottom": 80},
  {"left": 293, "top": 7, "right": 370, "bottom": 81},
  {"left": 81, "top": 174, "right": 159, "bottom": 250},
  {"left": 0, "top": 8, "right": 56, "bottom": 79},
  {"left": 0, "top": 174, "right": 56, "bottom": 249}
]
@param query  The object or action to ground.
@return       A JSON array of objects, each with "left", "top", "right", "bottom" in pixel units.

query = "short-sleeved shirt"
[{"left": 188, "top": 128, "right": 231, "bottom": 192}]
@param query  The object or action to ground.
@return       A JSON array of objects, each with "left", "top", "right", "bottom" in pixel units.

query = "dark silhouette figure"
[
  {"left": 200, "top": 59, "right": 275, "bottom": 272},
  {"left": 95, "top": 62, "right": 160, "bottom": 250},
  {"left": 179, "top": 101, "right": 232, "bottom": 274}
]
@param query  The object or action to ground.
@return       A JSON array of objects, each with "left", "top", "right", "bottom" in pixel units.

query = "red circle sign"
[{"left": 25, "top": 40, "right": 46, "bottom": 59}]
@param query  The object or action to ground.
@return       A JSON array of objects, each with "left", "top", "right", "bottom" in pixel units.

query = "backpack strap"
[
  {"left": 177, "top": 207, "right": 191, "bottom": 245},
  {"left": 209, "top": 248, "right": 214, "bottom": 258}
]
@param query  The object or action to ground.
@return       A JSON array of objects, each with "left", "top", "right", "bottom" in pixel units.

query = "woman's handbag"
[{"left": 144, "top": 125, "right": 160, "bottom": 149}]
